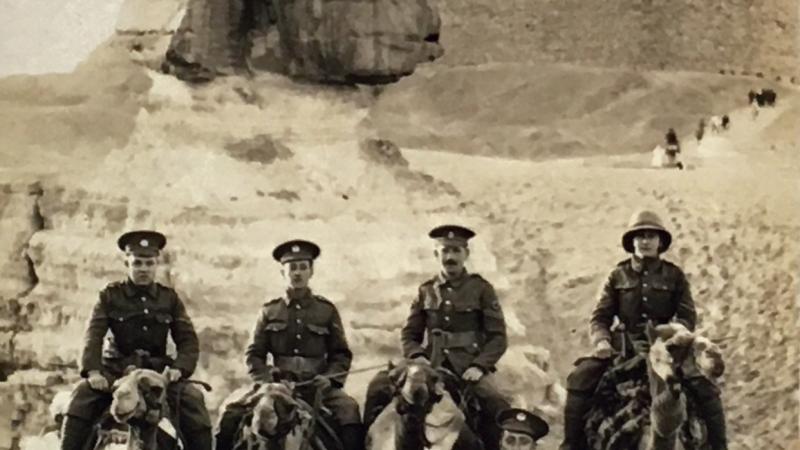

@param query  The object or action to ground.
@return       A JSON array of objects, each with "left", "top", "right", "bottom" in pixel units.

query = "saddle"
[
  {"left": 585, "top": 355, "right": 707, "bottom": 450},
  {"left": 228, "top": 382, "right": 343, "bottom": 450}
]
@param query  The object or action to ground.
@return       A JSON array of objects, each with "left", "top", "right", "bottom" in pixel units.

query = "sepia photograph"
[{"left": 0, "top": 0, "right": 797, "bottom": 449}]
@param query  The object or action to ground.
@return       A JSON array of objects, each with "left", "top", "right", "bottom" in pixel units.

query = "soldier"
[
  {"left": 215, "top": 239, "right": 364, "bottom": 450},
  {"left": 559, "top": 210, "right": 727, "bottom": 450},
  {"left": 497, "top": 408, "right": 549, "bottom": 450},
  {"left": 364, "top": 225, "right": 510, "bottom": 450},
  {"left": 60, "top": 230, "right": 212, "bottom": 450}
]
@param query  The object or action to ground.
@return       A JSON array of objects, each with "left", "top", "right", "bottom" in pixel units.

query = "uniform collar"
[
  {"left": 437, "top": 269, "right": 469, "bottom": 287},
  {"left": 284, "top": 287, "right": 313, "bottom": 307},
  {"left": 123, "top": 279, "right": 159, "bottom": 298},
  {"left": 630, "top": 256, "right": 662, "bottom": 273}
]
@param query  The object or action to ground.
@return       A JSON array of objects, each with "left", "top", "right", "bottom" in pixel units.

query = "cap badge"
[
  {"left": 516, "top": 412, "right": 526, "bottom": 422},
  {"left": 140, "top": 239, "right": 149, "bottom": 247},
  {"left": 292, "top": 245, "right": 300, "bottom": 253},
  {"left": 447, "top": 231, "right": 455, "bottom": 239}
]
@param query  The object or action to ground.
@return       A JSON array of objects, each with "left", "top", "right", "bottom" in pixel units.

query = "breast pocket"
[
  {"left": 304, "top": 323, "right": 330, "bottom": 356},
  {"left": 452, "top": 293, "right": 481, "bottom": 312},
  {"left": 612, "top": 280, "right": 640, "bottom": 318},
  {"left": 263, "top": 321, "right": 289, "bottom": 352},
  {"left": 108, "top": 310, "right": 140, "bottom": 335},
  {"left": 648, "top": 281, "right": 677, "bottom": 318},
  {"left": 150, "top": 313, "right": 172, "bottom": 342}
]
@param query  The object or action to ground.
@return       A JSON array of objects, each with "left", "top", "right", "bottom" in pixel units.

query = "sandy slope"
[
  {"left": 402, "top": 93, "right": 799, "bottom": 448},
  {"left": 369, "top": 63, "right": 794, "bottom": 161}
]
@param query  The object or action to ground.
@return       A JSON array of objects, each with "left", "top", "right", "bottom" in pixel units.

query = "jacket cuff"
[
  {"left": 172, "top": 359, "right": 196, "bottom": 378},
  {"left": 405, "top": 347, "right": 427, "bottom": 359},
  {"left": 80, "top": 364, "right": 102, "bottom": 379}
]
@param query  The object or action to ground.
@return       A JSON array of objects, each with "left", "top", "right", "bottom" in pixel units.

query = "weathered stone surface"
[
  {"left": 165, "top": 0, "right": 442, "bottom": 84},
  {"left": 271, "top": 0, "right": 442, "bottom": 83}
]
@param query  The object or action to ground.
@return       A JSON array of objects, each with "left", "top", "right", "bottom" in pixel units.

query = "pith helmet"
[{"left": 621, "top": 210, "right": 672, "bottom": 253}]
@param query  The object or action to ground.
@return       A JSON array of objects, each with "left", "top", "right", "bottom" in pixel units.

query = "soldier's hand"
[
  {"left": 165, "top": 367, "right": 183, "bottom": 383},
  {"left": 312, "top": 375, "right": 332, "bottom": 392},
  {"left": 593, "top": 340, "right": 614, "bottom": 359},
  {"left": 461, "top": 366, "right": 484, "bottom": 382},
  {"left": 87, "top": 371, "right": 109, "bottom": 391}
]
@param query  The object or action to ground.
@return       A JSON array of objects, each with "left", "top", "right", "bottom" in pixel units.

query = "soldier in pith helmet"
[{"left": 559, "top": 210, "right": 727, "bottom": 450}]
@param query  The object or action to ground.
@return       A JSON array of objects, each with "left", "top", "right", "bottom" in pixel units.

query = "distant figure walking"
[
  {"left": 664, "top": 128, "right": 683, "bottom": 170},
  {"left": 695, "top": 119, "right": 705, "bottom": 143}
]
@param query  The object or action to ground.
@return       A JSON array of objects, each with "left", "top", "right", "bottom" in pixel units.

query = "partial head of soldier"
[
  {"left": 497, "top": 408, "right": 549, "bottom": 450},
  {"left": 621, "top": 210, "right": 672, "bottom": 258},
  {"left": 429, "top": 225, "right": 475, "bottom": 277},
  {"left": 117, "top": 230, "right": 166, "bottom": 286},
  {"left": 272, "top": 240, "right": 321, "bottom": 290}
]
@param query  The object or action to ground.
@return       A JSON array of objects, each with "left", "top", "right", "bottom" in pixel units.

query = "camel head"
[
  {"left": 110, "top": 367, "right": 169, "bottom": 425},
  {"left": 389, "top": 359, "right": 447, "bottom": 409},
  {"left": 250, "top": 382, "right": 304, "bottom": 440},
  {"left": 646, "top": 322, "right": 695, "bottom": 385}
]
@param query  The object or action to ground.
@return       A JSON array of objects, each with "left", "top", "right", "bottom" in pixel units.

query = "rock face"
[
  {"left": 165, "top": 0, "right": 443, "bottom": 84},
  {"left": 436, "top": 0, "right": 799, "bottom": 79}
]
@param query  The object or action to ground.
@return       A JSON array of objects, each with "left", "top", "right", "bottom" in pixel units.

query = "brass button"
[
  {"left": 295, "top": 304, "right": 301, "bottom": 310},
  {"left": 142, "top": 325, "right": 148, "bottom": 331},
  {"left": 293, "top": 348, "right": 299, "bottom": 354},
  {"left": 296, "top": 334, "right": 301, "bottom": 339},
  {"left": 144, "top": 308, "right": 149, "bottom": 314},
  {"left": 141, "top": 297, "right": 147, "bottom": 302}
]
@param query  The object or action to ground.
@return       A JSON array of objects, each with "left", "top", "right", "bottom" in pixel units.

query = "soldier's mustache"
[{"left": 444, "top": 259, "right": 458, "bottom": 265}]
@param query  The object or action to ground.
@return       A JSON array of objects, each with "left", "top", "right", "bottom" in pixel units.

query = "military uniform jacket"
[
  {"left": 401, "top": 271, "right": 507, "bottom": 375},
  {"left": 80, "top": 280, "right": 200, "bottom": 378},
  {"left": 245, "top": 289, "right": 353, "bottom": 387},
  {"left": 590, "top": 257, "right": 697, "bottom": 346}
]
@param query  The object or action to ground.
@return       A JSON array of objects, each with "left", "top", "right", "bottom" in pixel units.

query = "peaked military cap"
[
  {"left": 497, "top": 408, "right": 549, "bottom": 440},
  {"left": 621, "top": 210, "right": 672, "bottom": 253},
  {"left": 429, "top": 224, "right": 476, "bottom": 247},
  {"left": 117, "top": 230, "right": 166, "bottom": 256},
  {"left": 273, "top": 239, "right": 321, "bottom": 263}
]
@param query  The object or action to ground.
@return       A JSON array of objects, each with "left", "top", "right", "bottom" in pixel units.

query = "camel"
[{"left": 586, "top": 323, "right": 725, "bottom": 450}]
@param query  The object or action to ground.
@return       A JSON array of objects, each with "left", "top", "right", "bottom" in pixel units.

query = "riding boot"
[
  {"left": 340, "top": 424, "right": 365, "bottom": 450},
  {"left": 214, "top": 408, "right": 245, "bottom": 450},
  {"left": 685, "top": 377, "right": 727, "bottom": 450},
  {"left": 481, "top": 421, "right": 504, "bottom": 450},
  {"left": 363, "top": 370, "right": 394, "bottom": 430},
  {"left": 704, "top": 410, "right": 727, "bottom": 450},
  {"left": 183, "top": 426, "right": 213, "bottom": 450},
  {"left": 559, "top": 391, "right": 591, "bottom": 450},
  {"left": 60, "top": 415, "right": 95, "bottom": 450}
]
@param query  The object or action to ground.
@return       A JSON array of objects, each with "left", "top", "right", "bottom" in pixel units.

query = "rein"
[{"left": 293, "top": 363, "right": 388, "bottom": 387}]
